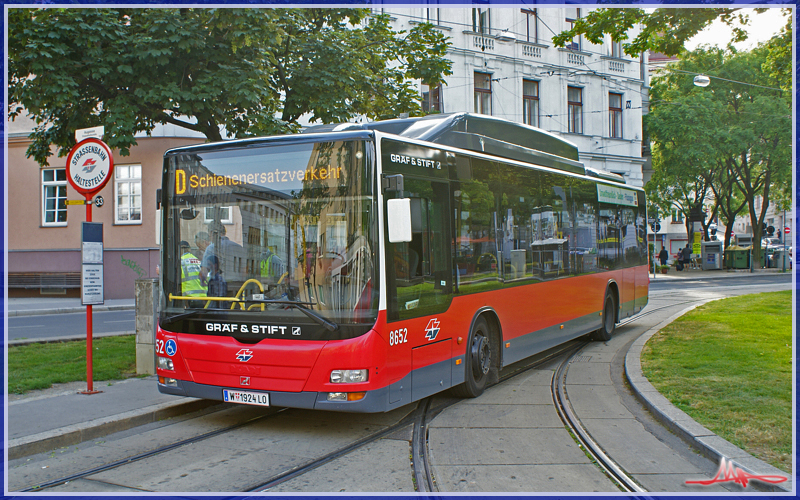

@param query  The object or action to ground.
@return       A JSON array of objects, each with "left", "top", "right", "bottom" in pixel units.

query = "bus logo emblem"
[
  {"left": 424, "top": 319, "right": 440, "bottom": 341},
  {"left": 240, "top": 377, "right": 251, "bottom": 386},
  {"left": 236, "top": 349, "right": 254, "bottom": 362}
]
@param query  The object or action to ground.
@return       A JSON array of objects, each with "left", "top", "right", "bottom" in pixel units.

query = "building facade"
[
  {"left": 383, "top": 7, "right": 649, "bottom": 187},
  {"left": 7, "top": 114, "right": 205, "bottom": 299},
  {"left": 7, "top": 8, "right": 653, "bottom": 299}
]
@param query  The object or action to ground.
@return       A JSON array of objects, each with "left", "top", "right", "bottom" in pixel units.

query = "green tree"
[
  {"left": 761, "top": 11, "right": 792, "bottom": 93},
  {"left": 8, "top": 8, "right": 452, "bottom": 166},
  {"left": 647, "top": 46, "right": 791, "bottom": 263},
  {"left": 552, "top": 7, "right": 773, "bottom": 57}
]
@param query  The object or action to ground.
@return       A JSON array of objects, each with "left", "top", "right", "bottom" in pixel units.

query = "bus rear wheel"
[
  {"left": 593, "top": 292, "right": 616, "bottom": 341},
  {"left": 453, "top": 316, "right": 492, "bottom": 398}
]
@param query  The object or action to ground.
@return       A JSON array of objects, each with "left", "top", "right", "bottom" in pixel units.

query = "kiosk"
[{"left": 701, "top": 241, "right": 723, "bottom": 270}]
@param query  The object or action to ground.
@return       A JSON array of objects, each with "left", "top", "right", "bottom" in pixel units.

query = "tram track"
[
  {"left": 250, "top": 340, "right": 586, "bottom": 493},
  {"left": 247, "top": 292, "right": 748, "bottom": 494},
  {"left": 551, "top": 342, "right": 647, "bottom": 493},
  {"left": 18, "top": 298, "right": 706, "bottom": 494},
  {"left": 19, "top": 407, "right": 288, "bottom": 492}
]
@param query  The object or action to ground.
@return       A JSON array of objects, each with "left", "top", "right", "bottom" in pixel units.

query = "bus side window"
[{"left": 453, "top": 159, "right": 502, "bottom": 294}]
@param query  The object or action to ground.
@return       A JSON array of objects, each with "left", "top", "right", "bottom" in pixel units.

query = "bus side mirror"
[
  {"left": 156, "top": 189, "right": 162, "bottom": 210},
  {"left": 387, "top": 198, "right": 413, "bottom": 243}
]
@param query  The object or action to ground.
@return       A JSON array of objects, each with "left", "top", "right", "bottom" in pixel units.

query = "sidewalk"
[
  {"left": 5, "top": 270, "right": 792, "bottom": 492},
  {"left": 647, "top": 266, "right": 785, "bottom": 280},
  {"left": 6, "top": 296, "right": 213, "bottom": 461},
  {"left": 6, "top": 297, "right": 135, "bottom": 317}
]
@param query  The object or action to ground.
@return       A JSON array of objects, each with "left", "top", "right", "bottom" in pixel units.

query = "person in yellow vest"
[
  {"left": 260, "top": 248, "right": 283, "bottom": 281},
  {"left": 180, "top": 241, "right": 207, "bottom": 301}
]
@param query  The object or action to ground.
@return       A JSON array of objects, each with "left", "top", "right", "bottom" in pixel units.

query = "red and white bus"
[{"left": 156, "top": 113, "right": 649, "bottom": 412}]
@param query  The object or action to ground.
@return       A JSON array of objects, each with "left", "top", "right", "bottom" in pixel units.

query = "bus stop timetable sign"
[{"left": 82, "top": 222, "right": 104, "bottom": 305}]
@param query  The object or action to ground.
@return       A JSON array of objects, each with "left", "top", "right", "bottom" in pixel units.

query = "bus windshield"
[{"left": 161, "top": 139, "right": 377, "bottom": 329}]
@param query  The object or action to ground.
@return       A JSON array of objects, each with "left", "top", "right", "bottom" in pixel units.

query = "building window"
[
  {"left": 472, "top": 8, "right": 490, "bottom": 34},
  {"left": 565, "top": 8, "right": 581, "bottom": 51},
  {"left": 523, "top": 80, "right": 539, "bottom": 127},
  {"left": 422, "top": 83, "right": 443, "bottom": 113},
  {"left": 204, "top": 206, "right": 233, "bottom": 225},
  {"left": 474, "top": 72, "right": 492, "bottom": 115},
  {"left": 567, "top": 86, "right": 583, "bottom": 134},
  {"left": 522, "top": 9, "right": 538, "bottom": 43},
  {"left": 609, "top": 93, "right": 623, "bottom": 138},
  {"left": 115, "top": 165, "right": 142, "bottom": 224},
  {"left": 42, "top": 168, "right": 67, "bottom": 226},
  {"left": 671, "top": 209, "right": 684, "bottom": 223},
  {"left": 426, "top": 8, "right": 440, "bottom": 25},
  {"left": 610, "top": 39, "right": 623, "bottom": 58}
]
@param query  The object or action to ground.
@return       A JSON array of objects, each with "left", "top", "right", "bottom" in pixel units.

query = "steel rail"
[
  {"left": 411, "top": 397, "right": 436, "bottom": 492},
  {"left": 551, "top": 342, "right": 647, "bottom": 493},
  {"left": 18, "top": 407, "right": 286, "bottom": 492}
]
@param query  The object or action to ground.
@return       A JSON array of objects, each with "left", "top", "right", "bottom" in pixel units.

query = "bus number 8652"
[{"left": 389, "top": 328, "right": 408, "bottom": 346}]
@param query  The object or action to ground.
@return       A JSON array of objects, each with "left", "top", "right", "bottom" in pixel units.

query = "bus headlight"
[
  {"left": 327, "top": 392, "right": 366, "bottom": 401},
  {"left": 158, "top": 356, "right": 174, "bottom": 370},
  {"left": 330, "top": 369, "right": 368, "bottom": 384}
]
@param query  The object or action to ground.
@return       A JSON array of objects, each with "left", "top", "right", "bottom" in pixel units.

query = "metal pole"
[
  {"left": 782, "top": 208, "right": 786, "bottom": 272},
  {"left": 82, "top": 196, "right": 100, "bottom": 395}
]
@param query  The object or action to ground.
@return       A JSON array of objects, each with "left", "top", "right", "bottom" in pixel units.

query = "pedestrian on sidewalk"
[
  {"left": 680, "top": 244, "right": 692, "bottom": 270},
  {"left": 658, "top": 247, "right": 669, "bottom": 267}
]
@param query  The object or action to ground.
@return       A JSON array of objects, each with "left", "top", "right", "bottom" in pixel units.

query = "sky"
[{"left": 685, "top": 8, "right": 789, "bottom": 51}]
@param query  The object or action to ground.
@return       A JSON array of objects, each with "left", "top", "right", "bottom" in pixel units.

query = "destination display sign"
[
  {"left": 597, "top": 184, "right": 638, "bottom": 207},
  {"left": 174, "top": 166, "right": 344, "bottom": 195},
  {"left": 171, "top": 140, "right": 362, "bottom": 196}
]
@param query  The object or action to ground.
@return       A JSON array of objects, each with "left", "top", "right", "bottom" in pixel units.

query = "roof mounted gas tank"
[{"left": 306, "top": 113, "right": 585, "bottom": 175}]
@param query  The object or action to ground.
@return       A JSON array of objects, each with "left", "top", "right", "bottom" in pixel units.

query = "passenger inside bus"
[
  {"left": 201, "top": 221, "right": 243, "bottom": 284},
  {"left": 206, "top": 255, "right": 228, "bottom": 308}
]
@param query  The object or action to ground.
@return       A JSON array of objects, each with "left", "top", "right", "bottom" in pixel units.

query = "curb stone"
[
  {"left": 625, "top": 301, "right": 792, "bottom": 493},
  {"left": 7, "top": 398, "right": 217, "bottom": 461},
  {"left": 7, "top": 304, "right": 135, "bottom": 318}
]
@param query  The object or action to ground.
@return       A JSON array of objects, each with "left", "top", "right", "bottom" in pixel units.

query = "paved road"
[
  {"left": 650, "top": 272, "right": 791, "bottom": 292},
  {"left": 6, "top": 274, "right": 791, "bottom": 493},
  {"left": 7, "top": 310, "right": 135, "bottom": 341}
]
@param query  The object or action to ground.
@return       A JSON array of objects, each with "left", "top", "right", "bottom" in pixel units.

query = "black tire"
[
  {"left": 452, "top": 317, "right": 493, "bottom": 398},
  {"left": 593, "top": 292, "right": 616, "bottom": 341}
]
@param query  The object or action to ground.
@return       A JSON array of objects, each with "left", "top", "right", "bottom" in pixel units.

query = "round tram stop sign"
[{"left": 66, "top": 138, "right": 114, "bottom": 197}]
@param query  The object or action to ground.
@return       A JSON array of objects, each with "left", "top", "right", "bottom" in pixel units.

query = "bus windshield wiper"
[
  {"left": 246, "top": 299, "right": 339, "bottom": 331},
  {"left": 162, "top": 308, "right": 217, "bottom": 323}
]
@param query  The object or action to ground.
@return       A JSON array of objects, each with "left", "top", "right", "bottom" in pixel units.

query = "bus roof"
[
  {"left": 166, "top": 114, "right": 627, "bottom": 185},
  {"left": 304, "top": 113, "right": 588, "bottom": 176}
]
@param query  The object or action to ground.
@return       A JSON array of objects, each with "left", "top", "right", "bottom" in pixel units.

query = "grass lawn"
[
  {"left": 8, "top": 335, "right": 139, "bottom": 394},
  {"left": 641, "top": 291, "right": 792, "bottom": 472}
]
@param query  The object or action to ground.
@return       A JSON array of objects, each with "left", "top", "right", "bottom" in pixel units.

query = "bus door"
[
  {"left": 620, "top": 206, "right": 638, "bottom": 317},
  {"left": 385, "top": 177, "right": 454, "bottom": 402}
]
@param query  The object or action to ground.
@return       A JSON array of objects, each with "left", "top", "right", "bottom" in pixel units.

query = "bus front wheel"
[
  {"left": 593, "top": 292, "right": 616, "bottom": 341},
  {"left": 453, "top": 316, "right": 492, "bottom": 398}
]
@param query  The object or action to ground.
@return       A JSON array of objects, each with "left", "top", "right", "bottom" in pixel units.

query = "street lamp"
[{"left": 693, "top": 75, "right": 711, "bottom": 87}]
